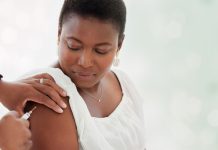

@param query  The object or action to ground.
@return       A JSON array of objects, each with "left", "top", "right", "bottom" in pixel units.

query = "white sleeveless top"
[{"left": 23, "top": 68, "right": 146, "bottom": 150}]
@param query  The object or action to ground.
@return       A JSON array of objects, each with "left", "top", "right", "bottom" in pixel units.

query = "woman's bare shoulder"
[{"left": 28, "top": 98, "right": 79, "bottom": 150}]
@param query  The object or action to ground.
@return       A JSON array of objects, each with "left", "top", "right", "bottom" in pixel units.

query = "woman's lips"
[{"left": 73, "top": 72, "right": 96, "bottom": 80}]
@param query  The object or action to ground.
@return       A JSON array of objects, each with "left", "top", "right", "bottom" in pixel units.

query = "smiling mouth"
[
  {"left": 73, "top": 71, "right": 96, "bottom": 80},
  {"left": 73, "top": 71, "right": 95, "bottom": 76},
  {"left": 78, "top": 73, "right": 95, "bottom": 76}
]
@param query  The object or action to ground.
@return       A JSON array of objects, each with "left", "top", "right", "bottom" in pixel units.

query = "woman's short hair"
[{"left": 58, "top": 0, "right": 126, "bottom": 38}]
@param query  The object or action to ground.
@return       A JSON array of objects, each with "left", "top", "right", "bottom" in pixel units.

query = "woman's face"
[{"left": 58, "top": 14, "right": 122, "bottom": 88}]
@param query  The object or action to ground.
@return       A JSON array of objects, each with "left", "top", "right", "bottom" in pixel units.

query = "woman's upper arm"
[{"left": 29, "top": 98, "right": 79, "bottom": 150}]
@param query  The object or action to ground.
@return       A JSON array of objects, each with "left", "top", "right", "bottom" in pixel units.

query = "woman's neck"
[{"left": 78, "top": 81, "right": 101, "bottom": 94}]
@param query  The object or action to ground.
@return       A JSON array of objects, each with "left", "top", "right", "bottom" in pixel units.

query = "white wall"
[{"left": 0, "top": 0, "right": 218, "bottom": 149}]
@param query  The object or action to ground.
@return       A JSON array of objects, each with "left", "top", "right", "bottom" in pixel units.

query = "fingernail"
[
  {"left": 61, "top": 102, "right": 67, "bottom": 108},
  {"left": 57, "top": 108, "right": 63, "bottom": 113}
]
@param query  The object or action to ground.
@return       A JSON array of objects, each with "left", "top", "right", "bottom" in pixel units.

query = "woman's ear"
[{"left": 118, "top": 34, "right": 125, "bottom": 50}]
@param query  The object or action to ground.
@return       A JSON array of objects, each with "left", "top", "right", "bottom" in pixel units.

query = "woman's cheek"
[{"left": 100, "top": 55, "right": 114, "bottom": 69}]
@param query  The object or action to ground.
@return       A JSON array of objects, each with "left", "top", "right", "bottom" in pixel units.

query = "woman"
[{"left": 26, "top": 0, "right": 145, "bottom": 149}]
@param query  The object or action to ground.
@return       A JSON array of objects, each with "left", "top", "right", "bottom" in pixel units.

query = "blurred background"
[{"left": 0, "top": 0, "right": 218, "bottom": 149}]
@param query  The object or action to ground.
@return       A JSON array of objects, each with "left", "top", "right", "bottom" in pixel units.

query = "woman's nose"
[{"left": 78, "top": 50, "right": 93, "bottom": 68}]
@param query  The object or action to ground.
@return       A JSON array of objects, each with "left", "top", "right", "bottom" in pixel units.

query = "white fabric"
[{"left": 23, "top": 68, "right": 146, "bottom": 150}]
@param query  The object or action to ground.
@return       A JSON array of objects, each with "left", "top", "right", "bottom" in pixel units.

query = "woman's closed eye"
[
  {"left": 67, "top": 45, "right": 82, "bottom": 51},
  {"left": 94, "top": 48, "right": 110, "bottom": 55}
]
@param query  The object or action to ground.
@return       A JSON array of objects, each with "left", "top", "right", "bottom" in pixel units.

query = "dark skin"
[
  {"left": 28, "top": 14, "right": 123, "bottom": 150},
  {"left": 29, "top": 98, "right": 78, "bottom": 150}
]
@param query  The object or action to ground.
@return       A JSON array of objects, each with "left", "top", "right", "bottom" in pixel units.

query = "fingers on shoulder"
[{"left": 34, "top": 73, "right": 55, "bottom": 82}]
